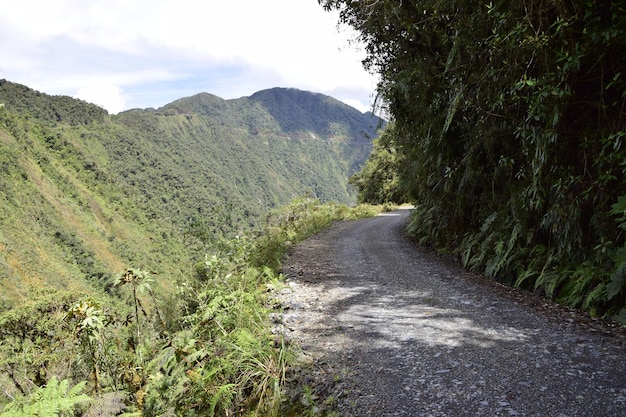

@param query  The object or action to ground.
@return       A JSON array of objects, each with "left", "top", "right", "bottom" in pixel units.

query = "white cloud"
[
  {"left": 76, "top": 83, "right": 126, "bottom": 114},
  {"left": 340, "top": 99, "right": 370, "bottom": 114},
  {"left": 0, "top": 0, "right": 377, "bottom": 113}
]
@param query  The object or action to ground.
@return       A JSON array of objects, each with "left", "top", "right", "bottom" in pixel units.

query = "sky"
[{"left": 0, "top": 0, "right": 378, "bottom": 114}]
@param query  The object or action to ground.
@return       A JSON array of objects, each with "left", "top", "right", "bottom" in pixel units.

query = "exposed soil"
[{"left": 276, "top": 208, "right": 626, "bottom": 416}]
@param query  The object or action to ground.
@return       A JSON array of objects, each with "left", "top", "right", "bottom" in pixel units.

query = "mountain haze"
[{"left": 0, "top": 80, "right": 381, "bottom": 305}]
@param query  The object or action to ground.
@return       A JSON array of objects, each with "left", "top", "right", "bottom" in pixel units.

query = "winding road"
[{"left": 280, "top": 207, "right": 626, "bottom": 416}]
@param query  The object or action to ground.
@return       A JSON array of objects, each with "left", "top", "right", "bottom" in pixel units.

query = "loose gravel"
[{"left": 276, "top": 208, "right": 626, "bottom": 417}]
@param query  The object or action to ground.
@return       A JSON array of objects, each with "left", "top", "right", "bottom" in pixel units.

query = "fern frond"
[
  {"left": 208, "top": 383, "right": 236, "bottom": 417},
  {"left": 1, "top": 377, "right": 90, "bottom": 417},
  {"left": 582, "top": 283, "right": 607, "bottom": 311}
]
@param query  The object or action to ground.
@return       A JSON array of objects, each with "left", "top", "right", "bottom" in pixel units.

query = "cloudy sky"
[{"left": 0, "top": 0, "right": 378, "bottom": 114}]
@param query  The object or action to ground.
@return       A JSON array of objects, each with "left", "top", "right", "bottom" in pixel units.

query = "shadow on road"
[{"left": 281, "top": 209, "right": 626, "bottom": 417}]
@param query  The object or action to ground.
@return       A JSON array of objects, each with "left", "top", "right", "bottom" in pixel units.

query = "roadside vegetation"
[
  {"left": 330, "top": 0, "right": 626, "bottom": 322},
  {"left": 0, "top": 197, "right": 381, "bottom": 416}
]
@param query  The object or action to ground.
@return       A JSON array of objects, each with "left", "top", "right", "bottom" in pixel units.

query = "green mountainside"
[{"left": 0, "top": 80, "right": 381, "bottom": 307}]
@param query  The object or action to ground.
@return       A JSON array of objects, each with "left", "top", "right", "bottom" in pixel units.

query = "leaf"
[
  {"left": 514, "top": 268, "right": 538, "bottom": 289},
  {"left": 582, "top": 282, "right": 606, "bottom": 311},
  {"left": 607, "top": 263, "right": 626, "bottom": 300},
  {"left": 208, "top": 383, "right": 236, "bottom": 417},
  {"left": 610, "top": 194, "right": 626, "bottom": 229}
]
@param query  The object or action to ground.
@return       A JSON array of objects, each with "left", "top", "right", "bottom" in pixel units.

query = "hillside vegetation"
[
  {"left": 0, "top": 80, "right": 380, "bottom": 306},
  {"left": 329, "top": 1, "right": 626, "bottom": 321},
  {"left": 0, "top": 195, "right": 381, "bottom": 416},
  {"left": 0, "top": 78, "right": 383, "bottom": 415}
]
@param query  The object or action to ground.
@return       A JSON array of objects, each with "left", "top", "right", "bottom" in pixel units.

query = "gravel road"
[{"left": 278, "top": 207, "right": 626, "bottom": 417}]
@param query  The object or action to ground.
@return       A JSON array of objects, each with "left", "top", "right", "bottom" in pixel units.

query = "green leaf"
[{"left": 607, "top": 263, "right": 626, "bottom": 300}]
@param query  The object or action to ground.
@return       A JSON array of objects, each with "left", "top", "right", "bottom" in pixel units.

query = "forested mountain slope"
[{"left": 0, "top": 80, "right": 380, "bottom": 306}]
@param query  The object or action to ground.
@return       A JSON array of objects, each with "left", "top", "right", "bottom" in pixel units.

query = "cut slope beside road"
[{"left": 279, "top": 208, "right": 626, "bottom": 416}]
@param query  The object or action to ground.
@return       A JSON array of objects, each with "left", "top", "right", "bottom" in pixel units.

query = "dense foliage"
[
  {"left": 349, "top": 122, "right": 405, "bottom": 204},
  {"left": 325, "top": 0, "right": 626, "bottom": 319},
  {"left": 0, "top": 198, "right": 380, "bottom": 416},
  {"left": 0, "top": 79, "right": 106, "bottom": 126}
]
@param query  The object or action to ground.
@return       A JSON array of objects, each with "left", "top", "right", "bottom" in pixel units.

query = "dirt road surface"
[{"left": 279, "top": 207, "right": 626, "bottom": 416}]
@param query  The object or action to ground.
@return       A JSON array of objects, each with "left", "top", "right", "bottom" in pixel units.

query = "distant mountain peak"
[
  {"left": 249, "top": 87, "right": 347, "bottom": 110},
  {"left": 247, "top": 87, "right": 379, "bottom": 137},
  {"left": 153, "top": 87, "right": 382, "bottom": 143}
]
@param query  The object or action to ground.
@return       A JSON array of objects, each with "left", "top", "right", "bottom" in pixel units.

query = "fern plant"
[{"left": 0, "top": 377, "right": 90, "bottom": 417}]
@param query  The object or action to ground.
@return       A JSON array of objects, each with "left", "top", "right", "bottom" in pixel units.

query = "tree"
[
  {"left": 0, "top": 292, "right": 77, "bottom": 397},
  {"left": 67, "top": 299, "right": 105, "bottom": 394},
  {"left": 113, "top": 269, "right": 155, "bottom": 368},
  {"left": 349, "top": 123, "right": 404, "bottom": 204}
]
